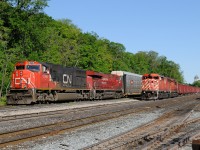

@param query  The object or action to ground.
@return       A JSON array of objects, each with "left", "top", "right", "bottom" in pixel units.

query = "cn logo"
[{"left": 63, "top": 74, "right": 72, "bottom": 85}]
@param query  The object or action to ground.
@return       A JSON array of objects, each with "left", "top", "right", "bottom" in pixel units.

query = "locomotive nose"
[
  {"left": 15, "top": 70, "right": 23, "bottom": 77},
  {"left": 13, "top": 70, "right": 30, "bottom": 89}
]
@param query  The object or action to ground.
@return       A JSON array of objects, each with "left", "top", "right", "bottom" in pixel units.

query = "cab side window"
[{"left": 42, "top": 66, "right": 49, "bottom": 74}]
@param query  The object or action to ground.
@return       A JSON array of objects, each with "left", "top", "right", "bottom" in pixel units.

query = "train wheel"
[{"left": 147, "top": 93, "right": 151, "bottom": 99}]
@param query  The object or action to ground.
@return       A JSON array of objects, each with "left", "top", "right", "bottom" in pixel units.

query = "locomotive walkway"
[{"left": 0, "top": 95, "right": 200, "bottom": 149}]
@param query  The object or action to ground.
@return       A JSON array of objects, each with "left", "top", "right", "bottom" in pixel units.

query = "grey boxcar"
[{"left": 111, "top": 71, "right": 142, "bottom": 96}]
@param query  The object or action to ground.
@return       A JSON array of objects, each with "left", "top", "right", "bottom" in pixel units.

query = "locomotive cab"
[
  {"left": 142, "top": 74, "right": 160, "bottom": 91},
  {"left": 142, "top": 74, "right": 160, "bottom": 100},
  {"left": 11, "top": 61, "right": 56, "bottom": 90},
  {"left": 7, "top": 61, "right": 57, "bottom": 104},
  {"left": 11, "top": 61, "right": 41, "bottom": 89}
]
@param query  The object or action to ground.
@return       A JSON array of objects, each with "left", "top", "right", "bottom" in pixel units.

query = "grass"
[{"left": 0, "top": 96, "right": 7, "bottom": 106}]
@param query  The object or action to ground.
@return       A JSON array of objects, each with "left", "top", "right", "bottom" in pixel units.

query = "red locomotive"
[
  {"left": 7, "top": 61, "right": 123, "bottom": 104},
  {"left": 142, "top": 73, "right": 200, "bottom": 100},
  {"left": 86, "top": 71, "right": 123, "bottom": 99}
]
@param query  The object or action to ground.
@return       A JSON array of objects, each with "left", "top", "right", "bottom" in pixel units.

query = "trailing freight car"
[
  {"left": 6, "top": 61, "right": 123, "bottom": 104},
  {"left": 178, "top": 83, "right": 200, "bottom": 95},
  {"left": 111, "top": 71, "right": 142, "bottom": 96}
]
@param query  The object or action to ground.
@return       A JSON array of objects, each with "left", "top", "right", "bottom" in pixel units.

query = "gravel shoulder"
[{"left": 0, "top": 98, "right": 138, "bottom": 117}]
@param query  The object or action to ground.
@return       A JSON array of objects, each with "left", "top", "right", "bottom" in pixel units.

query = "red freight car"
[
  {"left": 179, "top": 84, "right": 187, "bottom": 95},
  {"left": 178, "top": 83, "right": 200, "bottom": 95},
  {"left": 142, "top": 73, "right": 178, "bottom": 100}
]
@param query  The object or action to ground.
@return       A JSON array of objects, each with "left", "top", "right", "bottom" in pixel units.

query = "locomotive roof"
[
  {"left": 40, "top": 62, "right": 84, "bottom": 70},
  {"left": 142, "top": 73, "right": 177, "bottom": 81},
  {"left": 142, "top": 73, "right": 160, "bottom": 77},
  {"left": 15, "top": 61, "right": 40, "bottom": 65}
]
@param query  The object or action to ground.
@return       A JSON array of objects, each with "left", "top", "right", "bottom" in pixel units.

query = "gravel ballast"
[
  {"left": 2, "top": 96, "right": 200, "bottom": 150},
  {"left": 0, "top": 99, "right": 138, "bottom": 117},
  {"left": 4, "top": 109, "right": 164, "bottom": 150}
]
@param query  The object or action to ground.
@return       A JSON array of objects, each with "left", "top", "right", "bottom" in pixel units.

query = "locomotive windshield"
[
  {"left": 26, "top": 65, "right": 40, "bottom": 72},
  {"left": 16, "top": 65, "right": 25, "bottom": 70},
  {"left": 148, "top": 76, "right": 159, "bottom": 79},
  {"left": 142, "top": 75, "right": 159, "bottom": 80}
]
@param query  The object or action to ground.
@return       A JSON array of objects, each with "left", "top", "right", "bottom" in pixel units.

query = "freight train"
[
  {"left": 6, "top": 61, "right": 200, "bottom": 104},
  {"left": 141, "top": 73, "right": 200, "bottom": 100},
  {"left": 6, "top": 61, "right": 142, "bottom": 104}
]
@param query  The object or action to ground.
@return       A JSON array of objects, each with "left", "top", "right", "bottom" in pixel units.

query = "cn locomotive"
[
  {"left": 6, "top": 61, "right": 142, "bottom": 104},
  {"left": 141, "top": 73, "right": 200, "bottom": 100}
]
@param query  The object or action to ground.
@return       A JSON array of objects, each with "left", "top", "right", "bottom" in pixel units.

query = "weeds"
[{"left": 0, "top": 96, "right": 7, "bottom": 106}]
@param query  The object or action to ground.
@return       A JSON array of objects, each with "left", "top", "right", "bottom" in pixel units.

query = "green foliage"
[
  {"left": 0, "top": 0, "right": 185, "bottom": 98},
  {"left": 192, "top": 80, "right": 200, "bottom": 87},
  {"left": 0, "top": 96, "right": 6, "bottom": 106},
  {"left": 132, "top": 51, "right": 184, "bottom": 83},
  {"left": 5, "top": 0, "right": 49, "bottom": 13}
]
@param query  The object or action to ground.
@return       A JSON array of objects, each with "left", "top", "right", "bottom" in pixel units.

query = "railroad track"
[
  {"left": 0, "top": 94, "right": 196, "bottom": 123},
  {"left": 159, "top": 121, "right": 200, "bottom": 149},
  {"left": 0, "top": 100, "right": 140, "bottom": 122},
  {"left": 83, "top": 101, "right": 200, "bottom": 150},
  {"left": 0, "top": 95, "right": 199, "bottom": 148},
  {"left": 0, "top": 103, "right": 153, "bottom": 148}
]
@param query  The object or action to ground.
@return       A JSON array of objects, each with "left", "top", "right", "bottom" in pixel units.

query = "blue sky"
[{"left": 44, "top": 0, "right": 200, "bottom": 83}]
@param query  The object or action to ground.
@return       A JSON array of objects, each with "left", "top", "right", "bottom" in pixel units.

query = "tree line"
[{"left": 0, "top": 0, "right": 187, "bottom": 98}]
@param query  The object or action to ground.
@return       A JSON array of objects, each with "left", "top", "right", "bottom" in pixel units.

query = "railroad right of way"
[{"left": 1, "top": 94, "right": 200, "bottom": 149}]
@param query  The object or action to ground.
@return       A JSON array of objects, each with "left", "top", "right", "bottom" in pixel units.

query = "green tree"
[
  {"left": 134, "top": 51, "right": 150, "bottom": 74},
  {"left": 108, "top": 42, "right": 127, "bottom": 71},
  {"left": 0, "top": 18, "right": 15, "bottom": 98},
  {"left": 5, "top": 0, "right": 49, "bottom": 13},
  {"left": 192, "top": 80, "right": 200, "bottom": 87}
]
